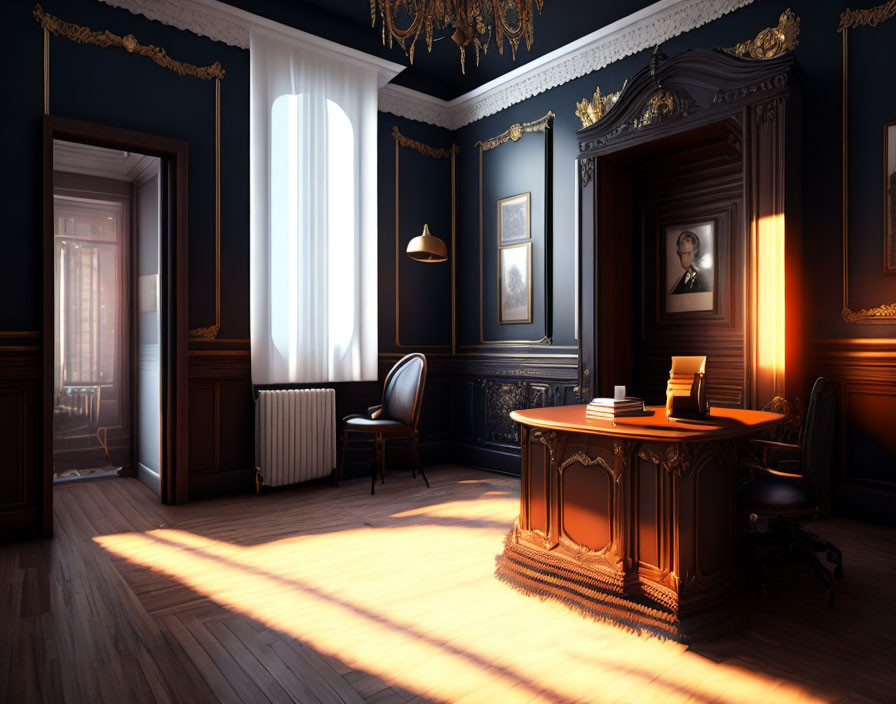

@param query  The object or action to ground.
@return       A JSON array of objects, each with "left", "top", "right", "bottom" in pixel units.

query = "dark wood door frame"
[{"left": 43, "top": 115, "right": 189, "bottom": 534}]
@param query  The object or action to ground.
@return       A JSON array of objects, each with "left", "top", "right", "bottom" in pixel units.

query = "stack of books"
[{"left": 586, "top": 397, "right": 645, "bottom": 421}]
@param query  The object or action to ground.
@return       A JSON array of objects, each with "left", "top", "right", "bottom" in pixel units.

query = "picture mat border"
[
  {"left": 498, "top": 241, "right": 533, "bottom": 325},
  {"left": 498, "top": 192, "right": 531, "bottom": 245}
]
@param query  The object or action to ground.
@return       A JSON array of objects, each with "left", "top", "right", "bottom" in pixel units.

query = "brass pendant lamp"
[{"left": 406, "top": 224, "right": 447, "bottom": 262}]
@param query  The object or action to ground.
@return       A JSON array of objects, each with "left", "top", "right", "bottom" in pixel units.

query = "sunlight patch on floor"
[{"left": 94, "top": 492, "right": 826, "bottom": 703}]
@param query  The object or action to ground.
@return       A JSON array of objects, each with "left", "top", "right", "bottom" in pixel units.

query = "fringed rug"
[{"left": 495, "top": 530, "right": 746, "bottom": 644}]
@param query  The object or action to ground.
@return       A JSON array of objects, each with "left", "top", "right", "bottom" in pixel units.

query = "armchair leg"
[
  {"left": 412, "top": 430, "right": 429, "bottom": 489},
  {"left": 371, "top": 434, "right": 384, "bottom": 495},
  {"left": 337, "top": 429, "right": 349, "bottom": 487}
]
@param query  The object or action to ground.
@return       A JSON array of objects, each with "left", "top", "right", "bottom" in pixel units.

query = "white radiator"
[{"left": 255, "top": 388, "right": 336, "bottom": 487}]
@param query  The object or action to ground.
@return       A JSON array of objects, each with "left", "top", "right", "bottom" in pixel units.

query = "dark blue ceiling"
[{"left": 219, "top": 0, "right": 657, "bottom": 100}]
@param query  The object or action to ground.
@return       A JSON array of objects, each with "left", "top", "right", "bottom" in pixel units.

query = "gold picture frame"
[
  {"left": 498, "top": 242, "right": 532, "bottom": 324},
  {"left": 839, "top": 6, "right": 896, "bottom": 321},
  {"left": 498, "top": 192, "right": 530, "bottom": 245},
  {"left": 885, "top": 120, "right": 896, "bottom": 274}
]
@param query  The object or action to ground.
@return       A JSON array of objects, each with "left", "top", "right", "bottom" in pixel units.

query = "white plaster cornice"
[
  {"left": 377, "top": 84, "right": 453, "bottom": 129},
  {"left": 100, "top": 0, "right": 754, "bottom": 128}
]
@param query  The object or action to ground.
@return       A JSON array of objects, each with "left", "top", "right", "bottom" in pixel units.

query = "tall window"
[
  {"left": 250, "top": 31, "right": 378, "bottom": 384},
  {"left": 54, "top": 196, "right": 123, "bottom": 395}
]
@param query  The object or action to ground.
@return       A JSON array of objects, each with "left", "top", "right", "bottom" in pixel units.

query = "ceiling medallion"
[{"left": 371, "top": 0, "right": 545, "bottom": 74}]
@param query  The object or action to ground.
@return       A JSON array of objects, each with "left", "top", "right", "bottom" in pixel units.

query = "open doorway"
[
  {"left": 52, "top": 141, "right": 162, "bottom": 489},
  {"left": 43, "top": 116, "right": 189, "bottom": 535}
]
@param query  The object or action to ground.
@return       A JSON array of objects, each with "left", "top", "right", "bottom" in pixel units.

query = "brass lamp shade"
[{"left": 406, "top": 224, "right": 448, "bottom": 263}]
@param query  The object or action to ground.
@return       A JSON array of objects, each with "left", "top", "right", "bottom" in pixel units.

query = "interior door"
[{"left": 135, "top": 162, "right": 162, "bottom": 496}]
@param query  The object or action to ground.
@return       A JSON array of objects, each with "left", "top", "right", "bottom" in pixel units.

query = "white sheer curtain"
[{"left": 250, "top": 30, "right": 378, "bottom": 384}]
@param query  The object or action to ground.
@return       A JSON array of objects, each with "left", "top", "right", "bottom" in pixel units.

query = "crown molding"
[
  {"left": 98, "top": 0, "right": 404, "bottom": 87},
  {"left": 378, "top": 84, "right": 453, "bottom": 129},
  {"left": 449, "top": 0, "right": 754, "bottom": 127},
  {"left": 100, "top": 0, "right": 753, "bottom": 128}
]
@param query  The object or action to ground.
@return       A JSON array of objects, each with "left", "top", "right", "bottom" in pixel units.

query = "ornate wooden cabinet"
[{"left": 576, "top": 46, "right": 804, "bottom": 409}]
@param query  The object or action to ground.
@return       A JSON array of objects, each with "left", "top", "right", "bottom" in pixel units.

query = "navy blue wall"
[
  {"left": 1, "top": 0, "right": 251, "bottom": 337},
  {"left": 7, "top": 0, "right": 892, "bottom": 362},
  {"left": 2, "top": 0, "right": 894, "bottom": 512},
  {"left": 454, "top": 0, "right": 896, "bottom": 349}
]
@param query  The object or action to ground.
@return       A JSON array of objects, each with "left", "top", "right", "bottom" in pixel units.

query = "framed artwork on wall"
[
  {"left": 664, "top": 220, "right": 716, "bottom": 314},
  {"left": 497, "top": 192, "right": 530, "bottom": 245},
  {"left": 885, "top": 121, "right": 896, "bottom": 274},
  {"left": 498, "top": 242, "right": 532, "bottom": 324}
]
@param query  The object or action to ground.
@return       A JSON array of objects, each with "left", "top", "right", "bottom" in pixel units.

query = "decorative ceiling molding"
[
  {"left": 382, "top": 0, "right": 755, "bottom": 129},
  {"left": 100, "top": 0, "right": 754, "bottom": 129},
  {"left": 98, "top": 0, "right": 404, "bottom": 87},
  {"left": 378, "top": 84, "right": 452, "bottom": 129}
]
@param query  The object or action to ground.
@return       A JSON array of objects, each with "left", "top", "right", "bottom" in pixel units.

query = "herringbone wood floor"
[{"left": 2, "top": 466, "right": 895, "bottom": 703}]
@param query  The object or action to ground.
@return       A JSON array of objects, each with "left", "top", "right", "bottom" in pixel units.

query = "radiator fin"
[{"left": 255, "top": 389, "right": 336, "bottom": 487}]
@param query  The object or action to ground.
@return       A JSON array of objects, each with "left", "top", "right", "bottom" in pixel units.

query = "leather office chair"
[
  {"left": 738, "top": 377, "right": 844, "bottom": 604},
  {"left": 337, "top": 353, "right": 429, "bottom": 495}
]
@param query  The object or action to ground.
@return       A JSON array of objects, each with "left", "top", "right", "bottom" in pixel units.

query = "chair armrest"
[
  {"left": 762, "top": 463, "right": 804, "bottom": 481},
  {"left": 750, "top": 438, "right": 799, "bottom": 467},
  {"left": 750, "top": 439, "right": 799, "bottom": 453},
  {"left": 741, "top": 455, "right": 803, "bottom": 481},
  {"left": 367, "top": 405, "right": 383, "bottom": 419}
]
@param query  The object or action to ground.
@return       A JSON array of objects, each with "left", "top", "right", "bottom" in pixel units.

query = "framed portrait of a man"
[
  {"left": 498, "top": 193, "right": 530, "bottom": 245},
  {"left": 885, "top": 121, "right": 896, "bottom": 273},
  {"left": 498, "top": 242, "right": 532, "bottom": 324},
  {"left": 664, "top": 221, "right": 715, "bottom": 314}
]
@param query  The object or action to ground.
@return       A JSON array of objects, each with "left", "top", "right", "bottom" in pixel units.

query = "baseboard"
[
  {"left": 453, "top": 442, "right": 521, "bottom": 475},
  {"left": 188, "top": 468, "right": 256, "bottom": 500}
]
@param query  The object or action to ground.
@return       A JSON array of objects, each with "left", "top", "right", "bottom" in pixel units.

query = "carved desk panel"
[{"left": 505, "top": 405, "right": 783, "bottom": 637}]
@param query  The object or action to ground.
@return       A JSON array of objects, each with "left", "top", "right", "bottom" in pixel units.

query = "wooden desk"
[{"left": 500, "top": 405, "right": 784, "bottom": 639}]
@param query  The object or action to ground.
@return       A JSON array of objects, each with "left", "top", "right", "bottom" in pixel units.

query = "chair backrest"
[
  {"left": 799, "top": 377, "right": 837, "bottom": 516},
  {"left": 381, "top": 353, "right": 427, "bottom": 429}
]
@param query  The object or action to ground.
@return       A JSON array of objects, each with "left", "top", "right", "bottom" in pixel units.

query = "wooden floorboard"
[{"left": 2, "top": 466, "right": 895, "bottom": 702}]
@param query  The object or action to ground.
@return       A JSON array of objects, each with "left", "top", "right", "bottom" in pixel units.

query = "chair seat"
[
  {"left": 344, "top": 416, "right": 413, "bottom": 437},
  {"left": 739, "top": 476, "right": 813, "bottom": 516}
]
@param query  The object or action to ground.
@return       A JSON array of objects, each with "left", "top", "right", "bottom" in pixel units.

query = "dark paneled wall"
[
  {"left": 631, "top": 125, "right": 746, "bottom": 407},
  {"left": 452, "top": 0, "right": 896, "bottom": 522},
  {"left": 2, "top": 0, "right": 895, "bottom": 536}
]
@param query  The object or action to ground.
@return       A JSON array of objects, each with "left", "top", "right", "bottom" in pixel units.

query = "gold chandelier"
[{"left": 371, "top": 0, "right": 545, "bottom": 74}]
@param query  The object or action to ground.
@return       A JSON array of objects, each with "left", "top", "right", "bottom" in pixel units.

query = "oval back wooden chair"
[{"left": 337, "top": 353, "right": 428, "bottom": 494}]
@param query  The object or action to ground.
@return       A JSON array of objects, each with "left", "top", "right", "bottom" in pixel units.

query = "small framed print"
[
  {"left": 664, "top": 220, "right": 715, "bottom": 314},
  {"left": 885, "top": 121, "right": 896, "bottom": 273},
  {"left": 498, "top": 242, "right": 532, "bottom": 324},
  {"left": 498, "top": 192, "right": 530, "bottom": 245}
]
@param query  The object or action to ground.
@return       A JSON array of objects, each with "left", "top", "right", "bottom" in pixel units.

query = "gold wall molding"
[
  {"left": 33, "top": 4, "right": 225, "bottom": 80},
  {"left": 392, "top": 127, "right": 456, "bottom": 351},
  {"left": 724, "top": 9, "right": 800, "bottom": 59},
  {"left": 473, "top": 111, "right": 565, "bottom": 348},
  {"left": 474, "top": 111, "right": 555, "bottom": 152},
  {"left": 839, "top": 7, "right": 896, "bottom": 323},
  {"left": 838, "top": 0, "right": 896, "bottom": 30},
  {"left": 391, "top": 126, "right": 456, "bottom": 159},
  {"left": 575, "top": 81, "right": 627, "bottom": 129},
  {"left": 34, "top": 4, "right": 225, "bottom": 338}
]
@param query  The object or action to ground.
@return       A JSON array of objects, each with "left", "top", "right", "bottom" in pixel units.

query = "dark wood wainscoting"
[
  {"left": 809, "top": 338, "right": 896, "bottom": 524},
  {"left": 187, "top": 340, "right": 255, "bottom": 499},
  {"left": 0, "top": 335, "right": 42, "bottom": 542},
  {"left": 450, "top": 353, "right": 578, "bottom": 474}
]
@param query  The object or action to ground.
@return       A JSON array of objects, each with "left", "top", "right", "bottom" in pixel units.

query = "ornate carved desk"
[{"left": 500, "top": 405, "right": 783, "bottom": 639}]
